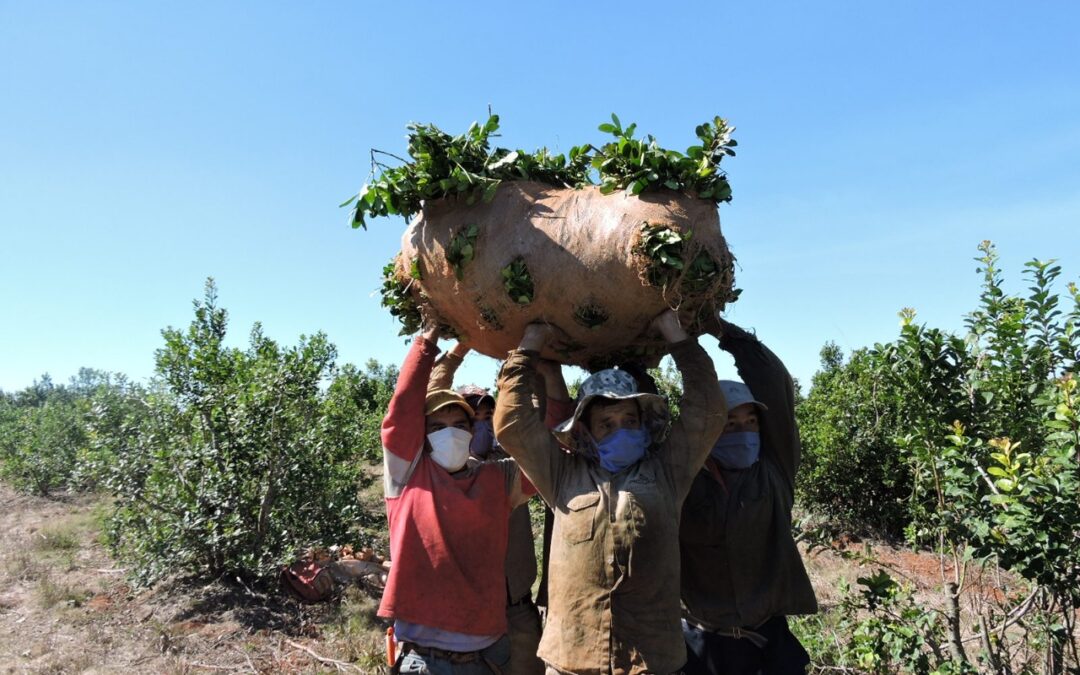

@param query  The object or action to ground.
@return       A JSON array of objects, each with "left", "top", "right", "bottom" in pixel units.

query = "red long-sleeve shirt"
[{"left": 378, "top": 336, "right": 531, "bottom": 636}]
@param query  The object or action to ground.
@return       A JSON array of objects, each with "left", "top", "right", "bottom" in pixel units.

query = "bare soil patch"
[
  {"left": 802, "top": 534, "right": 1024, "bottom": 614},
  {"left": 0, "top": 484, "right": 387, "bottom": 674},
  {"left": 1, "top": 481, "right": 1032, "bottom": 674}
]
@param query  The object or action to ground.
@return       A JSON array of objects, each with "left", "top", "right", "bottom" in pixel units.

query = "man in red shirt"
[{"left": 380, "top": 326, "right": 534, "bottom": 674}]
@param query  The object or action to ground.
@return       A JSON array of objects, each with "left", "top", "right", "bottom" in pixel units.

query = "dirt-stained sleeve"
[
  {"left": 544, "top": 396, "right": 576, "bottom": 430},
  {"left": 494, "top": 350, "right": 565, "bottom": 505},
  {"left": 428, "top": 350, "right": 463, "bottom": 393},
  {"left": 662, "top": 338, "right": 726, "bottom": 498},
  {"left": 719, "top": 320, "right": 801, "bottom": 491},
  {"left": 491, "top": 457, "right": 537, "bottom": 508}
]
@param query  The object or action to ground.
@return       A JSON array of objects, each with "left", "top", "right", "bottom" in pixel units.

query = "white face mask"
[{"left": 427, "top": 427, "right": 472, "bottom": 472}]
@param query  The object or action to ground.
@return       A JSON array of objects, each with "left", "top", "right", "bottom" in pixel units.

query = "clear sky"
[{"left": 2, "top": 1, "right": 1079, "bottom": 394}]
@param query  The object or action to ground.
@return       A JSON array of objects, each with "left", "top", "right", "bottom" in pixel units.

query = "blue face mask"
[
  {"left": 596, "top": 428, "right": 651, "bottom": 473},
  {"left": 470, "top": 419, "right": 496, "bottom": 458},
  {"left": 710, "top": 431, "right": 761, "bottom": 469}
]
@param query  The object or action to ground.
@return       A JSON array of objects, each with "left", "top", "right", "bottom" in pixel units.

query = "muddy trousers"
[
  {"left": 682, "top": 616, "right": 810, "bottom": 675},
  {"left": 544, "top": 665, "right": 683, "bottom": 674},
  {"left": 506, "top": 596, "right": 544, "bottom": 675}
]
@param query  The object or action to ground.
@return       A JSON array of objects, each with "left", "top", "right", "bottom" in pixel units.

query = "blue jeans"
[{"left": 398, "top": 634, "right": 511, "bottom": 675}]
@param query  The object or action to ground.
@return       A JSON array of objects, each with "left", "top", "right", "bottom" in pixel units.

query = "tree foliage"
[
  {"left": 0, "top": 369, "right": 139, "bottom": 495},
  {"left": 343, "top": 113, "right": 736, "bottom": 229},
  {"left": 796, "top": 344, "right": 910, "bottom": 536},
  {"left": 798, "top": 241, "right": 1080, "bottom": 672},
  {"left": 97, "top": 279, "right": 387, "bottom": 585}
]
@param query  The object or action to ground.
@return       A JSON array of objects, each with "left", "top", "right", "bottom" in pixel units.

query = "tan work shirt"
[{"left": 495, "top": 340, "right": 725, "bottom": 675}]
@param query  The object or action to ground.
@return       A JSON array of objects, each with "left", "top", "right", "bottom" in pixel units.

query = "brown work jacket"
[
  {"left": 496, "top": 340, "right": 725, "bottom": 675},
  {"left": 679, "top": 322, "right": 818, "bottom": 629}
]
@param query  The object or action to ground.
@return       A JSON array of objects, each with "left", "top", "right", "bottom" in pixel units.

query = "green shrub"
[
  {"left": 0, "top": 394, "right": 85, "bottom": 495},
  {"left": 796, "top": 344, "right": 911, "bottom": 537},
  {"left": 320, "top": 360, "right": 397, "bottom": 465},
  {"left": 808, "top": 572, "right": 968, "bottom": 675},
  {"left": 0, "top": 370, "right": 148, "bottom": 495},
  {"left": 798, "top": 241, "right": 1080, "bottom": 671},
  {"left": 98, "top": 279, "right": 378, "bottom": 585}
]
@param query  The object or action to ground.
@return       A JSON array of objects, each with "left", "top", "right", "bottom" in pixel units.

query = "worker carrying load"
[
  {"left": 495, "top": 312, "right": 725, "bottom": 674},
  {"left": 377, "top": 324, "right": 535, "bottom": 674}
]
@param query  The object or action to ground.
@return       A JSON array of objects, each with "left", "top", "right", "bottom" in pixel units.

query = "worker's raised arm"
[
  {"left": 495, "top": 323, "right": 567, "bottom": 504},
  {"left": 658, "top": 311, "right": 726, "bottom": 497},
  {"left": 714, "top": 319, "right": 801, "bottom": 490},
  {"left": 381, "top": 326, "right": 440, "bottom": 493},
  {"left": 428, "top": 342, "right": 469, "bottom": 393}
]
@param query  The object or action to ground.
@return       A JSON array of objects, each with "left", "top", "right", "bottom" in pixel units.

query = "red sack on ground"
[{"left": 280, "top": 560, "right": 335, "bottom": 603}]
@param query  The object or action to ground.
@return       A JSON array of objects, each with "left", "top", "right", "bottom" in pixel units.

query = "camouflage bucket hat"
[{"left": 553, "top": 368, "right": 669, "bottom": 449}]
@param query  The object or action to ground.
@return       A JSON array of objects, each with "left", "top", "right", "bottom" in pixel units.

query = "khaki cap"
[{"left": 425, "top": 389, "right": 475, "bottom": 418}]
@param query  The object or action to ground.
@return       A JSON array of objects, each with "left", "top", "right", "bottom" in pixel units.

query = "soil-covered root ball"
[{"left": 383, "top": 181, "right": 736, "bottom": 369}]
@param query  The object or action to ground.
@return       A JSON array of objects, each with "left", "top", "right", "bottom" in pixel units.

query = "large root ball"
[{"left": 389, "top": 181, "right": 736, "bottom": 369}]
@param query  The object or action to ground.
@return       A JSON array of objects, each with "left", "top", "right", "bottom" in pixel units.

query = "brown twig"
[
  {"left": 285, "top": 639, "right": 361, "bottom": 673},
  {"left": 235, "top": 648, "right": 258, "bottom": 674},
  {"left": 187, "top": 663, "right": 237, "bottom": 672}
]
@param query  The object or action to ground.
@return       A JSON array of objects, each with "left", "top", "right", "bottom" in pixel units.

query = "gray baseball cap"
[{"left": 719, "top": 380, "right": 768, "bottom": 411}]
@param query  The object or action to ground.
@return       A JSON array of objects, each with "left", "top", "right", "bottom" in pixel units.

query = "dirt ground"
[
  {"left": 0, "top": 484, "right": 387, "bottom": 674},
  {"left": 0, "top": 482, "right": 1032, "bottom": 674},
  {"left": 801, "top": 529, "right": 1027, "bottom": 618}
]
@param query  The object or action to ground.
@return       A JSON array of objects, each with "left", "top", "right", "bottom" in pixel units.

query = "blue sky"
[{"left": 2, "top": 1, "right": 1079, "bottom": 394}]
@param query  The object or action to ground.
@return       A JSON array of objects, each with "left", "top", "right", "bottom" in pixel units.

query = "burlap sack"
[{"left": 392, "top": 181, "right": 734, "bottom": 369}]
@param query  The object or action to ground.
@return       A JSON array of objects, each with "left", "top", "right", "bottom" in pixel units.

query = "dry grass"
[
  {"left": 322, "top": 585, "right": 389, "bottom": 669},
  {"left": 0, "top": 481, "right": 402, "bottom": 673},
  {"left": 34, "top": 570, "right": 92, "bottom": 609},
  {"left": 33, "top": 524, "right": 80, "bottom": 553},
  {"left": 4, "top": 543, "right": 45, "bottom": 581}
]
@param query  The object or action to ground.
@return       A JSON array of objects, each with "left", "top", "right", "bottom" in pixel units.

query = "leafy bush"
[
  {"left": 0, "top": 395, "right": 84, "bottom": 495},
  {"left": 875, "top": 245, "right": 1080, "bottom": 670},
  {"left": 796, "top": 344, "right": 911, "bottom": 537},
  {"left": 0, "top": 369, "right": 139, "bottom": 495},
  {"left": 97, "top": 279, "right": 379, "bottom": 585},
  {"left": 320, "top": 359, "right": 398, "bottom": 465},
  {"left": 793, "top": 571, "right": 969, "bottom": 675},
  {"left": 798, "top": 241, "right": 1080, "bottom": 671}
]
